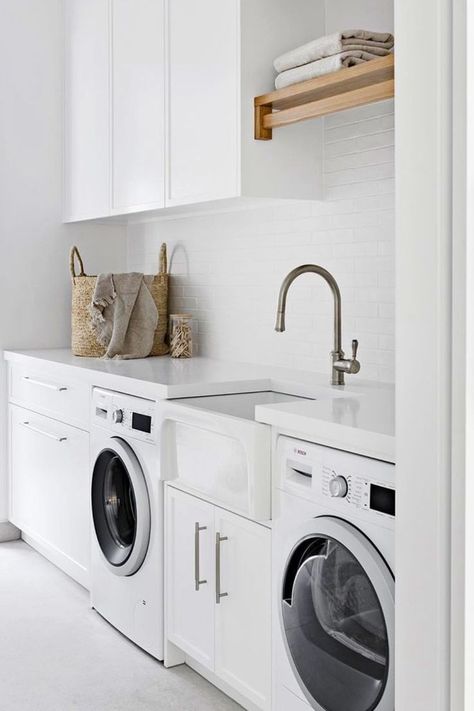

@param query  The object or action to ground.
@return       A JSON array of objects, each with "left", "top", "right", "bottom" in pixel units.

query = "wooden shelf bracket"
[{"left": 254, "top": 54, "right": 394, "bottom": 140}]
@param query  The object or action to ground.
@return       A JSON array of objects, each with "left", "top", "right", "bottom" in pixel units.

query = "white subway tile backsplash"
[
  {"left": 325, "top": 178, "right": 394, "bottom": 201},
  {"left": 127, "top": 104, "right": 395, "bottom": 382},
  {"left": 325, "top": 114, "right": 394, "bottom": 143},
  {"left": 324, "top": 130, "right": 394, "bottom": 158},
  {"left": 325, "top": 162, "right": 394, "bottom": 188},
  {"left": 325, "top": 146, "right": 395, "bottom": 174},
  {"left": 325, "top": 100, "right": 393, "bottom": 127}
]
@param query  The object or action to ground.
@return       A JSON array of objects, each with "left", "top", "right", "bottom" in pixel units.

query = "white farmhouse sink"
[
  {"left": 175, "top": 390, "right": 314, "bottom": 419},
  {"left": 159, "top": 391, "right": 315, "bottom": 521}
]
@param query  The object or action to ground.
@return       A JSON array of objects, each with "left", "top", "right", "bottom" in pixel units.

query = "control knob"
[
  {"left": 112, "top": 409, "right": 124, "bottom": 424},
  {"left": 329, "top": 475, "right": 348, "bottom": 498}
]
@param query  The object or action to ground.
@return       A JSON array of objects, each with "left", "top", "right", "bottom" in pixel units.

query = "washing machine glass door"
[
  {"left": 281, "top": 517, "right": 394, "bottom": 711},
  {"left": 92, "top": 437, "right": 151, "bottom": 576}
]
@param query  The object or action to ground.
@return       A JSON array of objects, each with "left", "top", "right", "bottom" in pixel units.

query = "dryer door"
[
  {"left": 281, "top": 517, "right": 394, "bottom": 711},
  {"left": 92, "top": 437, "right": 151, "bottom": 577}
]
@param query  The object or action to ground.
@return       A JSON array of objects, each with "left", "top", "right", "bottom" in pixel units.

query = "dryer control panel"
[
  {"left": 277, "top": 435, "right": 395, "bottom": 523},
  {"left": 92, "top": 388, "right": 157, "bottom": 443},
  {"left": 321, "top": 467, "right": 395, "bottom": 517}
]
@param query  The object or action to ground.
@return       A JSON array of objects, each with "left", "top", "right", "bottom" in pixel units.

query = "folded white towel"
[
  {"left": 274, "top": 30, "right": 394, "bottom": 73},
  {"left": 275, "top": 51, "right": 384, "bottom": 90}
]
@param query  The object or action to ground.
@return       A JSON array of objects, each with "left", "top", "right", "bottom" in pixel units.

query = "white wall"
[
  {"left": 128, "top": 99, "right": 395, "bottom": 382},
  {"left": 0, "top": 0, "right": 126, "bottom": 522},
  {"left": 395, "top": 0, "right": 453, "bottom": 706},
  {"left": 325, "top": 0, "right": 394, "bottom": 33}
]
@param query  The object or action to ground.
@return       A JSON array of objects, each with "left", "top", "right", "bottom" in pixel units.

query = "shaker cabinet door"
[
  {"left": 111, "top": 0, "right": 165, "bottom": 213},
  {"left": 64, "top": 0, "right": 110, "bottom": 221},
  {"left": 165, "top": 0, "right": 239, "bottom": 206},
  {"left": 166, "top": 487, "right": 215, "bottom": 670},
  {"left": 214, "top": 508, "right": 272, "bottom": 710},
  {"left": 65, "top": 0, "right": 165, "bottom": 220},
  {"left": 9, "top": 405, "right": 90, "bottom": 587}
]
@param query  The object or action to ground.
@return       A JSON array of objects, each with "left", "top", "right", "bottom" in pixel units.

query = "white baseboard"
[
  {"left": 21, "top": 530, "right": 90, "bottom": 590},
  {"left": 185, "top": 655, "right": 263, "bottom": 711},
  {"left": 0, "top": 521, "right": 20, "bottom": 542}
]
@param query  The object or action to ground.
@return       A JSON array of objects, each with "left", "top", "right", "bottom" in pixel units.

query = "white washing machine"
[
  {"left": 273, "top": 435, "right": 395, "bottom": 711},
  {"left": 90, "top": 387, "right": 163, "bottom": 660}
]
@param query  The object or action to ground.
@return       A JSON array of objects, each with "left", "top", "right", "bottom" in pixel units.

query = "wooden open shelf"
[{"left": 254, "top": 54, "right": 394, "bottom": 140}]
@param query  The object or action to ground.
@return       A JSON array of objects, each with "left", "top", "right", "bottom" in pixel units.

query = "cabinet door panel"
[
  {"left": 64, "top": 0, "right": 110, "bottom": 220},
  {"left": 112, "top": 0, "right": 165, "bottom": 211},
  {"left": 165, "top": 486, "right": 215, "bottom": 669},
  {"left": 215, "top": 509, "right": 271, "bottom": 709},
  {"left": 166, "top": 0, "right": 239, "bottom": 206},
  {"left": 9, "top": 406, "right": 90, "bottom": 586}
]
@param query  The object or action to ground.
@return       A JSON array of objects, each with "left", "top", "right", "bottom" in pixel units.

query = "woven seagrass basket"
[{"left": 70, "top": 244, "right": 169, "bottom": 357}]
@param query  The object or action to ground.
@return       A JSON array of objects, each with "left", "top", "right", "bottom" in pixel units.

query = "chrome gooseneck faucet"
[{"left": 275, "top": 264, "right": 360, "bottom": 386}]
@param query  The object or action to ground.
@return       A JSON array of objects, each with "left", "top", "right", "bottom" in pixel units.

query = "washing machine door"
[
  {"left": 281, "top": 517, "right": 394, "bottom": 711},
  {"left": 92, "top": 437, "right": 151, "bottom": 577}
]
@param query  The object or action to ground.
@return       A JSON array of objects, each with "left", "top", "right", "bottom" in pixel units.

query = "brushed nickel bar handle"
[
  {"left": 22, "top": 376, "right": 68, "bottom": 392},
  {"left": 22, "top": 421, "right": 67, "bottom": 442},
  {"left": 194, "top": 522, "right": 207, "bottom": 591},
  {"left": 215, "top": 532, "right": 228, "bottom": 604}
]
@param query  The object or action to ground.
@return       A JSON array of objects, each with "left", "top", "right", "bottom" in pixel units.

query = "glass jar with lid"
[{"left": 169, "top": 313, "right": 193, "bottom": 358}]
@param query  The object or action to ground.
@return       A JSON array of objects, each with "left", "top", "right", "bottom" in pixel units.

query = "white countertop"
[
  {"left": 255, "top": 385, "right": 395, "bottom": 464},
  {"left": 4, "top": 348, "right": 273, "bottom": 399},
  {"left": 4, "top": 348, "right": 395, "bottom": 462}
]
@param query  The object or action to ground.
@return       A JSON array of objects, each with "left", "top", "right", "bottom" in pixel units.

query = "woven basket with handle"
[{"left": 70, "top": 244, "right": 169, "bottom": 357}]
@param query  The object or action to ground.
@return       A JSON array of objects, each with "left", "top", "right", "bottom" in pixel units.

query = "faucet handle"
[
  {"left": 349, "top": 339, "right": 361, "bottom": 374},
  {"left": 352, "top": 339, "right": 359, "bottom": 360},
  {"left": 333, "top": 339, "right": 361, "bottom": 378}
]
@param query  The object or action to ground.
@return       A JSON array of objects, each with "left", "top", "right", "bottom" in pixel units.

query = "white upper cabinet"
[
  {"left": 65, "top": 0, "right": 165, "bottom": 221},
  {"left": 165, "top": 0, "right": 240, "bottom": 206},
  {"left": 64, "top": 0, "right": 110, "bottom": 221},
  {"left": 65, "top": 0, "right": 324, "bottom": 221},
  {"left": 111, "top": 0, "right": 165, "bottom": 214}
]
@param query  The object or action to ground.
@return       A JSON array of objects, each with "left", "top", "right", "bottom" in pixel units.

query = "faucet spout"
[
  {"left": 275, "top": 310, "right": 286, "bottom": 332},
  {"left": 274, "top": 264, "right": 360, "bottom": 386},
  {"left": 275, "top": 264, "right": 342, "bottom": 351}
]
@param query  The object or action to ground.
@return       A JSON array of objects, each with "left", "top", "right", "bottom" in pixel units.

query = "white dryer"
[
  {"left": 90, "top": 388, "right": 163, "bottom": 660},
  {"left": 273, "top": 436, "right": 395, "bottom": 711}
]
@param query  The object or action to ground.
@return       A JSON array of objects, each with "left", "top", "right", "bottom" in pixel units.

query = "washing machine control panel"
[
  {"left": 92, "top": 388, "right": 157, "bottom": 443},
  {"left": 278, "top": 436, "right": 395, "bottom": 521}
]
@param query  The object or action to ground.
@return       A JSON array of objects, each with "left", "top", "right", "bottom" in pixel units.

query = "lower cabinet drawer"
[
  {"left": 9, "top": 362, "right": 89, "bottom": 429},
  {"left": 9, "top": 405, "right": 90, "bottom": 587}
]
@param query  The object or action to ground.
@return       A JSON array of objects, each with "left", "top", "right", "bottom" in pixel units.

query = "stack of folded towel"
[{"left": 273, "top": 30, "right": 394, "bottom": 90}]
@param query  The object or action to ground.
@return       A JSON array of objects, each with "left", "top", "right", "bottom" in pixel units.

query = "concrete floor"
[{"left": 0, "top": 541, "right": 242, "bottom": 711}]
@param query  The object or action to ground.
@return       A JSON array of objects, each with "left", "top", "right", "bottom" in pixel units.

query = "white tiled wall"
[{"left": 127, "top": 100, "right": 395, "bottom": 382}]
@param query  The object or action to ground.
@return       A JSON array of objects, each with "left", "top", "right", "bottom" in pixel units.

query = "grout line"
[
  {"left": 325, "top": 132, "right": 394, "bottom": 147},
  {"left": 325, "top": 112, "right": 394, "bottom": 132},
  {"left": 324, "top": 174, "right": 395, "bottom": 188},
  {"left": 324, "top": 159, "right": 394, "bottom": 176},
  {"left": 324, "top": 142, "right": 395, "bottom": 160}
]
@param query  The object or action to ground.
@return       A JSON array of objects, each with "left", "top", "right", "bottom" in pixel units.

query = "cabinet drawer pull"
[
  {"left": 215, "top": 532, "right": 228, "bottom": 604},
  {"left": 22, "top": 421, "right": 68, "bottom": 443},
  {"left": 22, "top": 376, "right": 68, "bottom": 392},
  {"left": 194, "top": 522, "right": 207, "bottom": 591}
]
